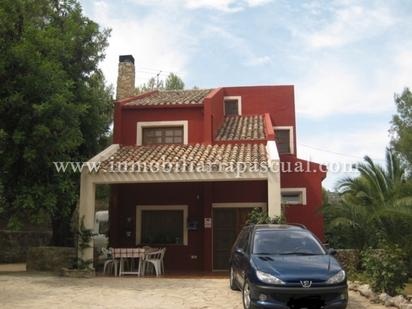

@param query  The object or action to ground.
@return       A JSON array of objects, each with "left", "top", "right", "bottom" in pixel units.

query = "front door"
[{"left": 212, "top": 208, "right": 253, "bottom": 270}]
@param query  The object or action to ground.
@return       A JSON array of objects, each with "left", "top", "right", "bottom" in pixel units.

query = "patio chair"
[
  {"left": 103, "top": 248, "right": 119, "bottom": 276},
  {"left": 143, "top": 248, "right": 166, "bottom": 276}
]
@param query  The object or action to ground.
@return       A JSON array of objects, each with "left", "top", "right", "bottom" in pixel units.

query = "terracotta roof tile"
[
  {"left": 215, "top": 115, "right": 265, "bottom": 141},
  {"left": 125, "top": 89, "right": 211, "bottom": 106},
  {"left": 99, "top": 143, "right": 268, "bottom": 172}
]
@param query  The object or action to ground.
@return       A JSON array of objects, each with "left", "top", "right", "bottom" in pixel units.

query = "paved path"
[{"left": 0, "top": 272, "right": 391, "bottom": 308}]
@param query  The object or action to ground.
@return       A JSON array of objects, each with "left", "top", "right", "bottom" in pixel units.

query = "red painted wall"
[
  {"left": 109, "top": 85, "right": 327, "bottom": 272},
  {"left": 110, "top": 181, "right": 268, "bottom": 272},
  {"left": 211, "top": 181, "right": 267, "bottom": 203},
  {"left": 119, "top": 106, "right": 204, "bottom": 145},
  {"left": 222, "top": 85, "right": 297, "bottom": 153},
  {"left": 280, "top": 156, "right": 327, "bottom": 240},
  {"left": 113, "top": 101, "right": 125, "bottom": 144},
  {"left": 203, "top": 88, "right": 224, "bottom": 144},
  {"left": 111, "top": 182, "right": 205, "bottom": 271},
  {"left": 115, "top": 86, "right": 297, "bottom": 149},
  {"left": 109, "top": 178, "right": 326, "bottom": 272}
]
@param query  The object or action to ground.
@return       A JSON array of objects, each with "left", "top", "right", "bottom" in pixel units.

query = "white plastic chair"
[
  {"left": 143, "top": 248, "right": 166, "bottom": 276},
  {"left": 103, "top": 248, "right": 119, "bottom": 276}
]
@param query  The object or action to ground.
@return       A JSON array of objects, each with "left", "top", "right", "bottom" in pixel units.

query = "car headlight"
[
  {"left": 256, "top": 270, "right": 285, "bottom": 285},
  {"left": 326, "top": 270, "right": 346, "bottom": 284}
]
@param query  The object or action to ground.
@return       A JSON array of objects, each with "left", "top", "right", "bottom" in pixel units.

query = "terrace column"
[
  {"left": 267, "top": 170, "right": 281, "bottom": 217},
  {"left": 266, "top": 141, "right": 281, "bottom": 217},
  {"left": 78, "top": 171, "right": 96, "bottom": 264}
]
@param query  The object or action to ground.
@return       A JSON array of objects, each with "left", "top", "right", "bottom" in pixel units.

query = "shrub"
[
  {"left": 335, "top": 249, "right": 361, "bottom": 273},
  {"left": 72, "top": 216, "right": 94, "bottom": 270},
  {"left": 246, "top": 208, "right": 285, "bottom": 225},
  {"left": 361, "top": 244, "right": 408, "bottom": 296}
]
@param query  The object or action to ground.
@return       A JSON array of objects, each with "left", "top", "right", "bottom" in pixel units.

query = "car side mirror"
[{"left": 327, "top": 248, "right": 337, "bottom": 256}]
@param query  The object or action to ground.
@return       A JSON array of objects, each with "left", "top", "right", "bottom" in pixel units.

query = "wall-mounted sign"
[{"left": 204, "top": 217, "right": 212, "bottom": 229}]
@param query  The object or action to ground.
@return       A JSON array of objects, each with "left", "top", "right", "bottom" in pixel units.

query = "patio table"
[
  {"left": 112, "top": 247, "right": 159, "bottom": 276},
  {"left": 112, "top": 248, "right": 145, "bottom": 276}
]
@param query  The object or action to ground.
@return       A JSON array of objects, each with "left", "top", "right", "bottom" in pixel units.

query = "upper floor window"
[
  {"left": 224, "top": 96, "right": 241, "bottom": 116},
  {"left": 142, "top": 126, "right": 183, "bottom": 145},
  {"left": 136, "top": 120, "right": 188, "bottom": 145},
  {"left": 273, "top": 126, "right": 294, "bottom": 154}
]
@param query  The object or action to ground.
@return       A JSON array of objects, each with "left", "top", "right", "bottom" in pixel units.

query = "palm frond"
[{"left": 325, "top": 149, "right": 412, "bottom": 249}]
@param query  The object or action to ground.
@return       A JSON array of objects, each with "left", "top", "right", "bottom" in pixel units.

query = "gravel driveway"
[{"left": 0, "top": 272, "right": 391, "bottom": 309}]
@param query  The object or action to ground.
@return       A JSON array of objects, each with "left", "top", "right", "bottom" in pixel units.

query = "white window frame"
[
  {"left": 136, "top": 120, "right": 188, "bottom": 145},
  {"left": 273, "top": 126, "right": 294, "bottom": 155},
  {"left": 223, "top": 96, "right": 242, "bottom": 116},
  {"left": 212, "top": 202, "right": 267, "bottom": 211},
  {"left": 281, "top": 188, "right": 307, "bottom": 205},
  {"left": 135, "top": 205, "right": 188, "bottom": 246}
]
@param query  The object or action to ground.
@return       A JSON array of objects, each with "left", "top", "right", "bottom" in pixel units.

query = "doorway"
[{"left": 212, "top": 207, "right": 253, "bottom": 270}]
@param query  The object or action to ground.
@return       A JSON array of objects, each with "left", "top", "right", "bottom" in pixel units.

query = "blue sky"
[{"left": 80, "top": 0, "right": 412, "bottom": 190}]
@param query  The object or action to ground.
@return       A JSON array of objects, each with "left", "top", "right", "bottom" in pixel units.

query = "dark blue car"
[{"left": 229, "top": 224, "right": 348, "bottom": 309}]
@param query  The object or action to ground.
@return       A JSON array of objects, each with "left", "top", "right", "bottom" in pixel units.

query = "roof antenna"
[{"left": 156, "top": 71, "right": 162, "bottom": 89}]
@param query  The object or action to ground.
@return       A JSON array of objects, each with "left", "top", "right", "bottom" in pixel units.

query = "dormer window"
[{"left": 224, "top": 96, "right": 241, "bottom": 116}]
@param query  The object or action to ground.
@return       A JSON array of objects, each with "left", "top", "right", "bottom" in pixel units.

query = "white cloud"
[
  {"left": 287, "top": 2, "right": 411, "bottom": 118},
  {"left": 205, "top": 25, "right": 272, "bottom": 66},
  {"left": 83, "top": 0, "right": 274, "bottom": 89},
  {"left": 306, "top": 4, "right": 396, "bottom": 48},
  {"left": 129, "top": 0, "right": 273, "bottom": 12},
  {"left": 184, "top": 0, "right": 241, "bottom": 12},
  {"left": 85, "top": 1, "right": 196, "bottom": 88},
  {"left": 245, "top": 0, "right": 272, "bottom": 7},
  {"left": 298, "top": 126, "right": 389, "bottom": 164},
  {"left": 297, "top": 124, "right": 390, "bottom": 190},
  {"left": 246, "top": 55, "right": 271, "bottom": 66},
  {"left": 183, "top": 0, "right": 272, "bottom": 12},
  {"left": 294, "top": 47, "right": 412, "bottom": 118}
]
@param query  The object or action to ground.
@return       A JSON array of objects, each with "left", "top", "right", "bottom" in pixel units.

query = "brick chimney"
[{"left": 116, "top": 55, "right": 135, "bottom": 100}]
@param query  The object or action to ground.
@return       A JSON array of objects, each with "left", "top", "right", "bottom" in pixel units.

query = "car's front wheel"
[
  {"left": 242, "top": 280, "right": 253, "bottom": 309},
  {"left": 230, "top": 266, "right": 239, "bottom": 291}
]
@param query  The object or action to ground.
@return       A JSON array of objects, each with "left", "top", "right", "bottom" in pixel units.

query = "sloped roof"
[
  {"left": 125, "top": 89, "right": 212, "bottom": 106},
  {"left": 215, "top": 115, "right": 266, "bottom": 141},
  {"left": 99, "top": 143, "right": 267, "bottom": 172}
]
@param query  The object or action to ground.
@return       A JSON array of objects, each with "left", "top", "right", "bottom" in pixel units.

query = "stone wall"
[
  {"left": 26, "top": 246, "right": 76, "bottom": 272},
  {"left": 116, "top": 55, "right": 135, "bottom": 100},
  {"left": 0, "top": 230, "right": 52, "bottom": 263},
  {"left": 335, "top": 249, "right": 361, "bottom": 272}
]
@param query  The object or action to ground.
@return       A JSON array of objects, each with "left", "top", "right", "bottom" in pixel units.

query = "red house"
[{"left": 78, "top": 55, "right": 326, "bottom": 272}]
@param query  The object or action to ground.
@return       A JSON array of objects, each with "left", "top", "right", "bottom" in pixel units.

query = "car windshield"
[{"left": 253, "top": 230, "right": 325, "bottom": 255}]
